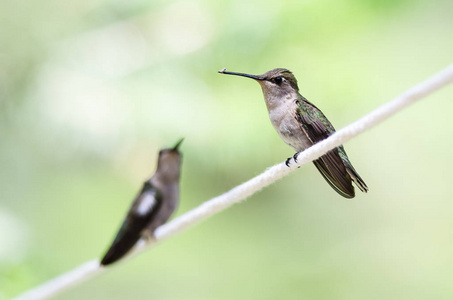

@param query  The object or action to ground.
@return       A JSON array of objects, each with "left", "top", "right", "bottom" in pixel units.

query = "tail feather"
[
  {"left": 313, "top": 158, "right": 355, "bottom": 199},
  {"left": 337, "top": 146, "right": 368, "bottom": 194},
  {"left": 101, "top": 215, "right": 147, "bottom": 266},
  {"left": 346, "top": 168, "right": 369, "bottom": 193},
  {"left": 101, "top": 232, "right": 141, "bottom": 265}
]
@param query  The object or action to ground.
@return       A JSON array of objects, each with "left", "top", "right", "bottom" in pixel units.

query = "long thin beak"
[
  {"left": 172, "top": 138, "right": 184, "bottom": 151},
  {"left": 218, "top": 68, "right": 264, "bottom": 80}
]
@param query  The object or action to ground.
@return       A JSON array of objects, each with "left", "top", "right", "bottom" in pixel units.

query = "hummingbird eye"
[{"left": 273, "top": 76, "right": 283, "bottom": 85}]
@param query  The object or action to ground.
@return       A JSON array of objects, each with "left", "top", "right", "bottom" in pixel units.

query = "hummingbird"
[
  {"left": 100, "top": 139, "right": 183, "bottom": 265},
  {"left": 219, "top": 68, "right": 368, "bottom": 198}
]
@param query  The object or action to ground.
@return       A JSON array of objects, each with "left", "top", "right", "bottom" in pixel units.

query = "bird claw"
[
  {"left": 286, "top": 152, "right": 302, "bottom": 168},
  {"left": 285, "top": 157, "right": 292, "bottom": 167}
]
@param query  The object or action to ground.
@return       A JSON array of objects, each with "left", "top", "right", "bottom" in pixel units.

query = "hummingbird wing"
[
  {"left": 101, "top": 181, "right": 163, "bottom": 265},
  {"left": 296, "top": 99, "right": 355, "bottom": 198}
]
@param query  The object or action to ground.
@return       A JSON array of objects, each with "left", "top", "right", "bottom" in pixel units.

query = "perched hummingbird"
[
  {"left": 100, "top": 139, "right": 183, "bottom": 265},
  {"left": 219, "top": 68, "right": 368, "bottom": 198}
]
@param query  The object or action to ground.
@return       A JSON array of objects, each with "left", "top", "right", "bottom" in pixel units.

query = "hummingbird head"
[
  {"left": 219, "top": 68, "right": 299, "bottom": 108},
  {"left": 156, "top": 138, "right": 183, "bottom": 182}
]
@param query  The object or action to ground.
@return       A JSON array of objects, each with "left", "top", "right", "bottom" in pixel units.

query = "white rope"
[{"left": 13, "top": 64, "right": 453, "bottom": 300}]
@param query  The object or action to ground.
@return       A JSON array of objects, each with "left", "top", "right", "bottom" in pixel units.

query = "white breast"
[{"left": 267, "top": 97, "right": 312, "bottom": 151}]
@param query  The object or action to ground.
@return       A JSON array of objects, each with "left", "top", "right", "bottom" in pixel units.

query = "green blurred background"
[{"left": 2, "top": 0, "right": 453, "bottom": 299}]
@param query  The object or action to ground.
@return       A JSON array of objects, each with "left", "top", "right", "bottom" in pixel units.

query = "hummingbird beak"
[
  {"left": 171, "top": 138, "right": 184, "bottom": 151},
  {"left": 218, "top": 68, "right": 264, "bottom": 80}
]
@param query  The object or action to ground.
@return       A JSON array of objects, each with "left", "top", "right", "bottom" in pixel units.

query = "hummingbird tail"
[
  {"left": 346, "top": 168, "right": 368, "bottom": 193},
  {"left": 313, "top": 157, "right": 355, "bottom": 199},
  {"left": 100, "top": 230, "right": 142, "bottom": 266}
]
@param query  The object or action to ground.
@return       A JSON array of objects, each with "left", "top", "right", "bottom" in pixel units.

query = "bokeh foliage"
[{"left": 1, "top": 0, "right": 453, "bottom": 299}]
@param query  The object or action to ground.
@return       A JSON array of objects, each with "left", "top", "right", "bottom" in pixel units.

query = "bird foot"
[
  {"left": 293, "top": 152, "right": 299, "bottom": 163},
  {"left": 285, "top": 152, "right": 301, "bottom": 168},
  {"left": 285, "top": 157, "right": 292, "bottom": 167}
]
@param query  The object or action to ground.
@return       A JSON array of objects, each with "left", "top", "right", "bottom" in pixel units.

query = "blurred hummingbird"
[
  {"left": 219, "top": 68, "right": 368, "bottom": 198},
  {"left": 100, "top": 139, "right": 184, "bottom": 265}
]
